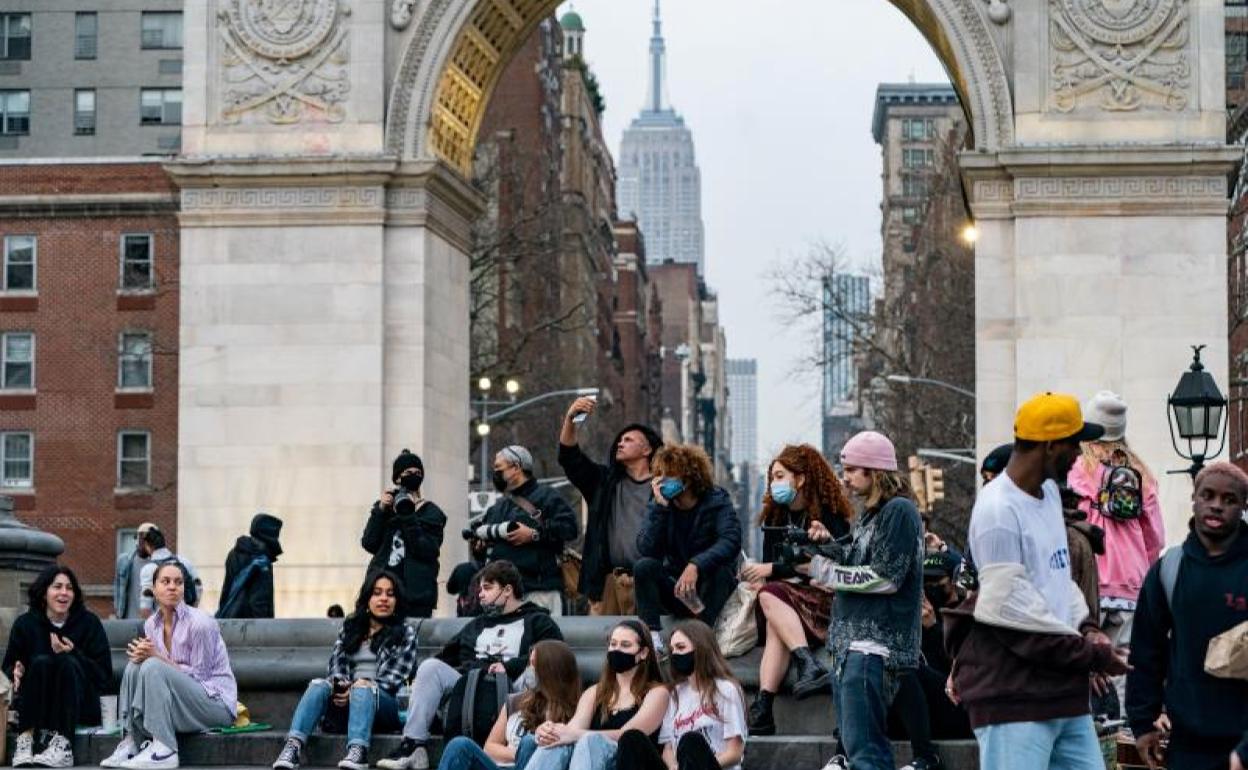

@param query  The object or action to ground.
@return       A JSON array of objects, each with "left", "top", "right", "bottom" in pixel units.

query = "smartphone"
[{"left": 572, "top": 394, "right": 597, "bottom": 424}]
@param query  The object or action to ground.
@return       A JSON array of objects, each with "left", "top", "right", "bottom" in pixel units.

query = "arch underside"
[{"left": 388, "top": 0, "right": 1014, "bottom": 171}]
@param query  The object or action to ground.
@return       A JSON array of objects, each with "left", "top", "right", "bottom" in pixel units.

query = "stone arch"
[{"left": 386, "top": 0, "right": 1015, "bottom": 170}]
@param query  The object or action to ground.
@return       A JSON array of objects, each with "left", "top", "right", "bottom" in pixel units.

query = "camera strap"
[{"left": 506, "top": 492, "right": 543, "bottom": 521}]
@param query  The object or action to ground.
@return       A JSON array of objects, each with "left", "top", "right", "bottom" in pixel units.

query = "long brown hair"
[
  {"left": 516, "top": 640, "right": 581, "bottom": 732},
  {"left": 592, "top": 620, "right": 663, "bottom": 723},
  {"left": 667, "top": 620, "right": 744, "bottom": 721},
  {"left": 863, "top": 468, "right": 911, "bottom": 511},
  {"left": 759, "top": 444, "right": 854, "bottom": 526}
]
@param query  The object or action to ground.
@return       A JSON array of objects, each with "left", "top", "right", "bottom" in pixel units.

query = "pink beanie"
[{"left": 840, "top": 431, "right": 899, "bottom": 471}]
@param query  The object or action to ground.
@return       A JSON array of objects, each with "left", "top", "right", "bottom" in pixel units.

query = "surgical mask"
[
  {"left": 770, "top": 480, "right": 796, "bottom": 506},
  {"left": 670, "top": 650, "right": 696, "bottom": 676},
  {"left": 607, "top": 650, "right": 640, "bottom": 674},
  {"left": 480, "top": 590, "right": 509, "bottom": 617},
  {"left": 659, "top": 478, "right": 685, "bottom": 500},
  {"left": 400, "top": 474, "right": 423, "bottom": 493},
  {"left": 491, "top": 469, "right": 508, "bottom": 493},
  {"left": 516, "top": 666, "right": 537, "bottom": 691}
]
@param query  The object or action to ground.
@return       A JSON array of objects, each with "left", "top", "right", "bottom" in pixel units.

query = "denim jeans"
[
  {"left": 973, "top": 716, "right": 1103, "bottom": 770},
  {"left": 569, "top": 733, "right": 617, "bottom": 770},
  {"left": 287, "top": 678, "right": 400, "bottom": 749},
  {"left": 521, "top": 740, "right": 575, "bottom": 770},
  {"left": 437, "top": 735, "right": 539, "bottom": 770},
  {"left": 833, "top": 652, "right": 898, "bottom": 770}
]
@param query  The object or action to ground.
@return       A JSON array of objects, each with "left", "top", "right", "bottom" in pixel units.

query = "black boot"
[
  {"left": 748, "top": 690, "right": 776, "bottom": 736},
  {"left": 791, "top": 646, "right": 832, "bottom": 700}
]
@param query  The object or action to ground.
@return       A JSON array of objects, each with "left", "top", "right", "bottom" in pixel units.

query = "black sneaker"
[
  {"left": 337, "top": 745, "right": 368, "bottom": 770},
  {"left": 376, "top": 739, "right": 428, "bottom": 770},
  {"left": 272, "top": 738, "right": 301, "bottom": 770}
]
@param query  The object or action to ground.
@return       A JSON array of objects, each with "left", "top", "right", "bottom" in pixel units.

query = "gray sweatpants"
[
  {"left": 401, "top": 658, "right": 462, "bottom": 742},
  {"left": 119, "top": 659, "right": 233, "bottom": 751}
]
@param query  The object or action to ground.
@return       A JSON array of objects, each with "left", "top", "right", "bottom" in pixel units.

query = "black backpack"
[
  {"left": 157, "top": 557, "right": 200, "bottom": 607},
  {"left": 441, "top": 667, "right": 510, "bottom": 746}
]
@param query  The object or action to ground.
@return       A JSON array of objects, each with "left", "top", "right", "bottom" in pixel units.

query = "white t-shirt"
[
  {"left": 969, "top": 474, "right": 1078, "bottom": 627},
  {"left": 659, "top": 678, "right": 747, "bottom": 770}
]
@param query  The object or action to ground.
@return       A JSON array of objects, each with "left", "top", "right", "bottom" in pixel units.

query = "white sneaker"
[
  {"left": 99, "top": 738, "right": 138, "bottom": 769},
  {"left": 30, "top": 733, "right": 73, "bottom": 769},
  {"left": 120, "top": 740, "right": 177, "bottom": 770},
  {"left": 13, "top": 730, "right": 35, "bottom": 768},
  {"left": 820, "top": 756, "right": 850, "bottom": 770},
  {"left": 376, "top": 740, "right": 427, "bottom": 770}
]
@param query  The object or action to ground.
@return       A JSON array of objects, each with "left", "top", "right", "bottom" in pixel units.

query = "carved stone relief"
[
  {"left": 218, "top": 0, "right": 352, "bottom": 125},
  {"left": 1049, "top": 0, "right": 1190, "bottom": 113},
  {"left": 391, "top": 0, "right": 419, "bottom": 29}
]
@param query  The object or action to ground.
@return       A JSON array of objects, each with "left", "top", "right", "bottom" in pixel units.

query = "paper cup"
[{"left": 99, "top": 696, "right": 118, "bottom": 732}]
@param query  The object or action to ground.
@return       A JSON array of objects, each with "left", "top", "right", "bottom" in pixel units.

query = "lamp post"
[
  {"left": 1166, "top": 345, "right": 1228, "bottom": 478},
  {"left": 885, "top": 374, "right": 975, "bottom": 400},
  {"left": 473, "top": 384, "right": 599, "bottom": 490}
]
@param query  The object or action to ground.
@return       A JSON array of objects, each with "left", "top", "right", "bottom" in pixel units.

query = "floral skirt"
[{"left": 754, "top": 579, "right": 832, "bottom": 646}]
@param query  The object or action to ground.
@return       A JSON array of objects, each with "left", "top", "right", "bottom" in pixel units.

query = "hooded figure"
[
  {"left": 558, "top": 422, "right": 664, "bottom": 602},
  {"left": 217, "top": 513, "right": 283, "bottom": 619}
]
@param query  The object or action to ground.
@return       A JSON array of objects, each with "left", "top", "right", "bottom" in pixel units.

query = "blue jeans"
[
  {"left": 973, "top": 716, "right": 1103, "bottom": 770},
  {"left": 522, "top": 739, "right": 577, "bottom": 770},
  {"left": 833, "top": 652, "right": 898, "bottom": 770},
  {"left": 287, "top": 678, "right": 400, "bottom": 749},
  {"left": 438, "top": 735, "right": 539, "bottom": 770},
  {"left": 569, "top": 733, "right": 617, "bottom": 770}
]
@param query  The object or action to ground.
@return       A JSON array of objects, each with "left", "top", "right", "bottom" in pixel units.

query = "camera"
[
  {"left": 461, "top": 518, "right": 519, "bottom": 542},
  {"left": 762, "top": 525, "right": 832, "bottom": 567}
]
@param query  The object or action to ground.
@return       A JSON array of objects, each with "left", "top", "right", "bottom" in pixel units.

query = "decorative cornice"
[{"left": 0, "top": 193, "right": 178, "bottom": 218}]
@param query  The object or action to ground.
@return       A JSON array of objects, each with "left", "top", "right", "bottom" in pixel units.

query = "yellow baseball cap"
[{"left": 1014, "top": 392, "right": 1105, "bottom": 442}]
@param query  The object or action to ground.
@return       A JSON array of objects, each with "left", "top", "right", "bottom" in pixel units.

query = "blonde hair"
[
  {"left": 863, "top": 469, "right": 911, "bottom": 510},
  {"left": 1079, "top": 440, "right": 1156, "bottom": 487}
]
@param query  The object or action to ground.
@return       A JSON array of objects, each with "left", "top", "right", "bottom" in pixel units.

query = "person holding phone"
[
  {"left": 3, "top": 565, "right": 112, "bottom": 768},
  {"left": 273, "top": 570, "right": 418, "bottom": 770}
]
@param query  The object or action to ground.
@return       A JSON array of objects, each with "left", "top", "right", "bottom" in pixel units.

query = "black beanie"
[
  {"left": 981, "top": 443, "right": 1013, "bottom": 475},
  {"left": 249, "top": 512, "right": 283, "bottom": 557},
  {"left": 392, "top": 449, "right": 424, "bottom": 484}
]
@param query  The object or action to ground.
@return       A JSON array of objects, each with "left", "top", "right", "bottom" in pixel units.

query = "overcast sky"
[{"left": 559, "top": 1, "right": 950, "bottom": 465}]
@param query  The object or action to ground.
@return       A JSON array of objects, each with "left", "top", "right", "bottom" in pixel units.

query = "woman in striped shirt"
[{"left": 100, "top": 561, "right": 237, "bottom": 770}]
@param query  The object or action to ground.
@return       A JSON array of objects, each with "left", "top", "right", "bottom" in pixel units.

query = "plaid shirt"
[{"left": 327, "top": 622, "right": 418, "bottom": 695}]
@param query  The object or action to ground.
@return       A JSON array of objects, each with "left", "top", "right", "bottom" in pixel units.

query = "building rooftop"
[
  {"left": 559, "top": 10, "right": 584, "bottom": 32},
  {"left": 871, "top": 82, "right": 960, "bottom": 143}
]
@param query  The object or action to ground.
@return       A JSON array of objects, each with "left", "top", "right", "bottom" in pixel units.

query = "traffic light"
[
  {"left": 908, "top": 456, "right": 928, "bottom": 513},
  {"left": 925, "top": 466, "right": 946, "bottom": 508}
]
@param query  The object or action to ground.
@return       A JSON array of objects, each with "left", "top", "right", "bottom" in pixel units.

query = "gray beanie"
[
  {"left": 498, "top": 445, "right": 534, "bottom": 472},
  {"left": 1084, "top": 390, "right": 1127, "bottom": 442}
]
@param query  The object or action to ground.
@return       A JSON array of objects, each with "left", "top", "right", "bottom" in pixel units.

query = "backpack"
[
  {"left": 158, "top": 557, "right": 200, "bottom": 607},
  {"left": 440, "top": 667, "right": 510, "bottom": 746},
  {"left": 215, "top": 555, "right": 271, "bottom": 619},
  {"left": 1096, "top": 459, "right": 1144, "bottom": 521}
]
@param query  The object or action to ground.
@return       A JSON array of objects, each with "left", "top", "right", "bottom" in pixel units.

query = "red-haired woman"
[{"left": 740, "top": 444, "right": 852, "bottom": 735}]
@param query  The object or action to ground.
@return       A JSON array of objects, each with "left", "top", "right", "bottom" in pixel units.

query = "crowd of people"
[{"left": 5, "top": 391, "right": 1247, "bottom": 770}]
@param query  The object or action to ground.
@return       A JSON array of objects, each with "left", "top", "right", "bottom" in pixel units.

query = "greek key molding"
[
  {"left": 973, "top": 179, "right": 1014, "bottom": 202},
  {"left": 182, "top": 186, "right": 384, "bottom": 210},
  {"left": 1015, "top": 175, "right": 1226, "bottom": 201}
]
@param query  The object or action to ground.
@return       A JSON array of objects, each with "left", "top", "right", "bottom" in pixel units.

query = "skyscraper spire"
[{"left": 644, "top": 0, "right": 668, "bottom": 113}]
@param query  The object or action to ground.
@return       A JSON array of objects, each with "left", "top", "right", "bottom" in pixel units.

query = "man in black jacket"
[
  {"left": 362, "top": 450, "right": 448, "bottom": 618},
  {"left": 557, "top": 395, "right": 661, "bottom": 614},
  {"left": 217, "top": 512, "right": 282, "bottom": 618},
  {"left": 634, "top": 443, "right": 741, "bottom": 651},
  {"left": 480, "top": 444, "right": 578, "bottom": 616},
  {"left": 1128, "top": 461, "right": 1248, "bottom": 770},
  {"left": 378, "top": 561, "right": 562, "bottom": 770}
]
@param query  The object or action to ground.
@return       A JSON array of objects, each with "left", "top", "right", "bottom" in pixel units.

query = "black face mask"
[
  {"left": 491, "top": 470, "right": 508, "bottom": 493},
  {"left": 607, "top": 650, "right": 639, "bottom": 674},
  {"left": 400, "top": 474, "right": 423, "bottom": 493},
  {"left": 670, "top": 651, "right": 696, "bottom": 676},
  {"left": 924, "top": 584, "right": 951, "bottom": 609}
]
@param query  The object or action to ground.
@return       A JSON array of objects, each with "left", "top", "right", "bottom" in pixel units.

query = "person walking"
[
  {"left": 4, "top": 565, "right": 113, "bottom": 768},
  {"left": 101, "top": 562, "right": 236, "bottom": 770},
  {"left": 558, "top": 396, "right": 663, "bottom": 615},
  {"left": 740, "top": 444, "right": 852, "bottom": 735},
  {"left": 524, "top": 619, "right": 669, "bottom": 770},
  {"left": 137, "top": 527, "right": 202, "bottom": 617},
  {"left": 217, "top": 512, "right": 283, "bottom": 619},
  {"left": 633, "top": 444, "right": 743, "bottom": 651},
  {"left": 114, "top": 522, "right": 157, "bottom": 620},
  {"left": 362, "top": 450, "right": 448, "bottom": 618},
  {"left": 272, "top": 570, "right": 417, "bottom": 770},
  {"left": 945, "top": 393, "right": 1128, "bottom": 770},
  {"left": 801, "top": 430, "right": 923, "bottom": 770},
  {"left": 1127, "top": 462, "right": 1248, "bottom": 770},
  {"left": 480, "top": 445, "right": 579, "bottom": 616}
]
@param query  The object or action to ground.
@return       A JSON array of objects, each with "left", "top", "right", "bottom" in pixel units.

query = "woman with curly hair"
[
  {"left": 740, "top": 444, "right": 853, "bottom": 734},
  {"left": 634, "top": 444, "right": 742, "bottom": 652}
]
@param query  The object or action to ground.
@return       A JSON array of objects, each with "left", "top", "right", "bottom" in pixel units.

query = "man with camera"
[
  {"left": 476, "top": 445, "right": 578, "bottom": 616},
  {"left": 361, "top": 449, "right": 448, "bottom": 618}
]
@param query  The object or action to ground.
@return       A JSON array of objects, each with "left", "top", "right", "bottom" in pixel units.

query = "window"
[
  {"left": 902, "top": 176, "right": 928, "bottom": 199},
  {"left": 74, "top": 89, "right": 95, "bottom": 135},
  {"left": 1, "top": 432, "right": 32, "bottom": 488},
  {"left": 118, "top": 332, "right": 153, "bottom": 389},
  {"left": 3, "top": 235, "right": 34, "bottom": 290},
  {"left": 140, "top": 89, "right": 181, "bottom": 125},
  {"left": 0, "top": 14, "right": 30, "bottom": 61},
  {"left": 1, "top": 332, "right": 33, "bottom": 389},
  {"left": 902, "top": 148, "right": 934, "bottom": 168},
  {"left": 0, "top": 91, "right": 29, "bottom": 135},
  {"left": 120, "top": 234, "right": 154, "bottom": 290},
  {"left": 901, "top": 118, "right": 934, "bottom": 141},
  {"left": 75, "top": 13, "right": 97, "bottom": 60},
  {"left": 117, "top": 431, "right": 150, "bottom": 488},
  {"left": 140, "top": 12, "right": 182, "bottom": 49},
  {"left": 901, "top": 207, "right": 920, "bottom": 225}
]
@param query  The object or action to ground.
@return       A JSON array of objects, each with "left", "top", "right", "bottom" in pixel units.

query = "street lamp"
[
  {"left": 885, "top": 374, "right": 975, "bottom": 400},
  {"left": 472, "top": 383, "right": 598, "bottom": 490},
  {"left": 1167, "top": 345, "right": 1227, "bottom": 477}
]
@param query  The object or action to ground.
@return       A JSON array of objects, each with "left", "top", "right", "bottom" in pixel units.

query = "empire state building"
[{"left": 617, "top": 0, "right": 706, "bottom": 274}]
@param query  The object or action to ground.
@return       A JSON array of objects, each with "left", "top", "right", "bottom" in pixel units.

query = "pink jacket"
[{"left": 1067, "top": 461, "right": 1165, "bottom": 604}]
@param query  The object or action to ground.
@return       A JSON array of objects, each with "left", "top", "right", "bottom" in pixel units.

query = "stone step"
[{"left": 59, "top": 731, "right": 984, "bottom": 769}]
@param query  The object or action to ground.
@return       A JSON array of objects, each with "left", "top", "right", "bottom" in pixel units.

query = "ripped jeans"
[{"left": 287, "top": 678, "right": 401, "bottom": 749}]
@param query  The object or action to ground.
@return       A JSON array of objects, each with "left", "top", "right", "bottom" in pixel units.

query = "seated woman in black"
[{"left": 3, "top": 565, "right": 112, "bottom": 768}]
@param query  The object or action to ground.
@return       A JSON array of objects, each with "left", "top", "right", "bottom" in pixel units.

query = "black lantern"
[{"left": 1167, "top": 345, "right": 1228, "bottom": 477}]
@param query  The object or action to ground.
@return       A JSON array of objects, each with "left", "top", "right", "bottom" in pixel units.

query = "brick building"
[{"left": 0, "top": 160, "right": 179, "bottom": 612}]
